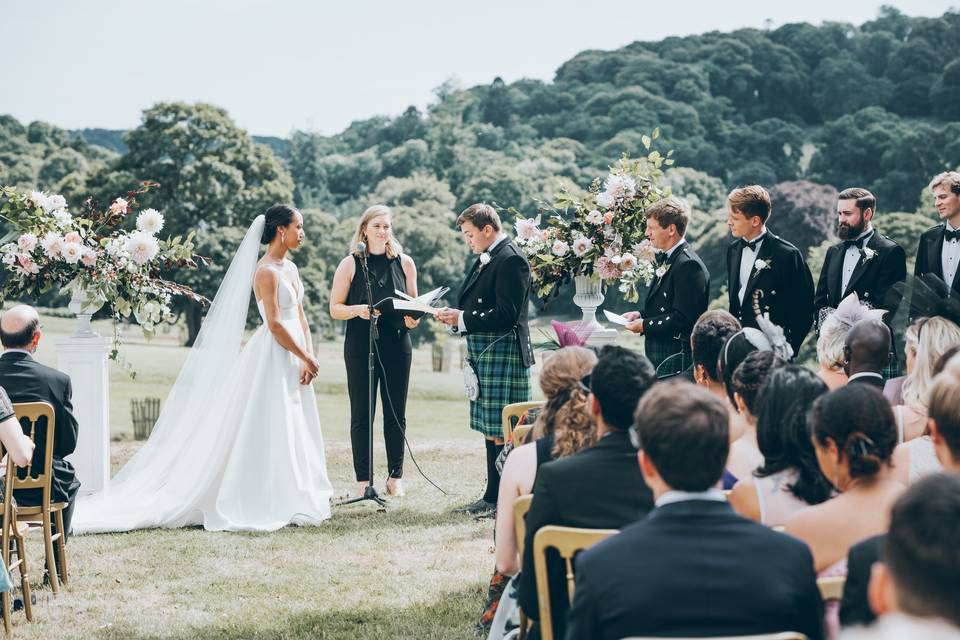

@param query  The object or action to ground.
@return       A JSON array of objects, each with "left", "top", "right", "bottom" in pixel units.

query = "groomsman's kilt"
[
  {"left": 645, "top": 336, "right": 691, "bottom": 379},
  {"left": 466, "top": 330, "right": 531, "bottom": 439}
]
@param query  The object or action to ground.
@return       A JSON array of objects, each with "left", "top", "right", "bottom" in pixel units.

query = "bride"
[{"left": 73, "top": 205, "right": 334, "bottom": 533}]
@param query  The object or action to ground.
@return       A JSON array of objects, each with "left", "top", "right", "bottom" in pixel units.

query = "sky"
[{"left": 3, "top": 0, "right": 957, "bottom": 138}]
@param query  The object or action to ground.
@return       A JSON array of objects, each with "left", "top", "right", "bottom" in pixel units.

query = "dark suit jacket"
[
  {"left": 518, "top": 430, "right": 654, "bottom": 640},
  {"left": 565, "top": 499, "right": 825, "bottom": 640},
  {"left": 814, "top": 231, "right": 907, "bottom": 326},
  {"left": 456, "top": 238, "right": 534, "bottom": 367},
  {"left": 642, "top": 242, "right": 710, "bottom": 360},
  {"left": 726, "top": 232, "right": 815, "bottom": 354},
  {"left": 915, "top": 223, "right": 960, "bottom": 293},
  {"left": 840, "top": 534, "right": 883, "bottom": 628},
  {"left": 0, "top": 352, "right": 80, "bottom": 504}
]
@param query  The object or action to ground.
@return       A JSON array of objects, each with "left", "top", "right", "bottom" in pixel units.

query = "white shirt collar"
[
  {"left": 485, "top": 233, "right": 508, "bottom": 254},
  {"left": 848, "top": 371, "right": 883, "bottom": 381},
  {"left": 946, "top": 221, "right": 960, "bottom": 233},
  {"left": 2, "top": 349, "right": 33, "bottom": 357},
  {"left": 655, "top": 488, "right": 726, "bottom": 508},
  {"left": 665, "top": 238, "right": 686, "bottom": 259}
]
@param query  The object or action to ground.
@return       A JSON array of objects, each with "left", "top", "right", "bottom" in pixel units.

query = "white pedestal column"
[
  {"left": 573, "top": 275, "right": 618, "bottom": 346},
  {"left": 57, "top": 334, "right": 111, "bottom": 496}
]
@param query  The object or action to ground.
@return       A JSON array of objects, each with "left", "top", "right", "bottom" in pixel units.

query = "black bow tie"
[
  {"left": 655, "top": 253, "right": 668, "bottom": 266},
  {"left": 843, "top": 237, "right": 868, "bottom": 250},
  {"left": 945, "top": 228, "right": 960, "bottom": 242},
  {"left": 740, "top": 237, "right": 762, "bottom": 251}
]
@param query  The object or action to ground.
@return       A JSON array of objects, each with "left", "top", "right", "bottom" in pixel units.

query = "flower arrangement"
[
  {"left": 0, "top": 183, "right": 203, "bottom": 350},
  {"left": 512, "top": 131, "right": 674, "bottom": 303}
]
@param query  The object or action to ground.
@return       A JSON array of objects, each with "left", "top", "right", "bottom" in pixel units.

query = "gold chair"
[
  {"left": 513, "top": 494, "right": 534, "bottom": 640},
  {"left": 10, "top": 402, "right": 67, "bottom": 595},
  {"left": 501, "top": 401, "right": 544, "bottom": 443},
  {"left": 623, "top": 634, "right": 808, "bottom": 640},
  {"left": 817, "top": 576, "right": 845, "bottom": 601},
  {"left": 0, "top": 447, "right": 34, "bottom": 634},
  {"left": 533, "top": 525, "right": 617, "bottom": 640}
]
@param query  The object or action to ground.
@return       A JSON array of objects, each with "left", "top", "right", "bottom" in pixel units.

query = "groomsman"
[
  {"left": 916, "top": 172, "right": 960, "bottom": 295},
  {"left": 725, "top": 185, "right": 814, "bottom": 355},
  {"left": 624, "top": 197, "right": 710, "bottom": 377},
  {"left": 436, "top": 204, "right": 534, "bottom": 516},
  {"left": 814, "top": 188, "right": 906, "bottom": 374}
]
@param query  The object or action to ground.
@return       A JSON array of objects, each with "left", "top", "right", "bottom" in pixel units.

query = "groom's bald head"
[{"left": 0, "top": 305, "right": 41, "bottom": 351}]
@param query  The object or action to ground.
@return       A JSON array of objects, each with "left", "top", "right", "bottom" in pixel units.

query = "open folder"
[{"left": 373, "top": 286, "right": 450, "bottom": 319}]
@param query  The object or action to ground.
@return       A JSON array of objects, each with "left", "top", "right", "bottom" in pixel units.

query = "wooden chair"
[
  {"left": 533, "top": 525, "right": 617, "bottom": 640},
  {"left": 624, "top": 634, "right": 808, "bottom": 640},
  {"left": 0, "top": 447, "right": 34, "bottom": 634},
  {"left": 10, "top": 402, "right": 67, "bottom": 595},
  {"left": 501, "top": 401, "right": 544, "bottom": 443},
  {"left": 817, "top": 576, "right": 845, "bottom": 601},
  {"left": 513, "top": 494, "right": 533, "bottom": 640},
  {"left": 512, "top": 424, "right": 533, "bottom": 446}
]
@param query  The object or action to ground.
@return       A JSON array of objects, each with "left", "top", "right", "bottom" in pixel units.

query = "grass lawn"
[{"left": 7, "top": 312, "right": 560, "bottom": 639}]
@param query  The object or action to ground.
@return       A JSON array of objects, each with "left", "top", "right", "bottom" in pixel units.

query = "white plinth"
[
  {"left": 57, "top": 334, "right": 111, "bottom": 496},
  {"left": 573, "top": 275, "right": 619, "bottom": 347}
]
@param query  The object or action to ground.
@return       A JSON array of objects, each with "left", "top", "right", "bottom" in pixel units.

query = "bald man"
[
  {"left": 843, "top": 318, "right": 892, "bottom": 390},
  {"left": 0, "top": 304, "right": 80, "bottom": 566}
]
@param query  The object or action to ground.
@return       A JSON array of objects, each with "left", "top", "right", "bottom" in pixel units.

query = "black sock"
[{"left": 481, "top": 439, "right": 504, "bottom": 504}]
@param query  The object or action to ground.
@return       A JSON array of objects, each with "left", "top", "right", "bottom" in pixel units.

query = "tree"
[
  {"left": 767, "top": 181, "right": 838, "bottom": 258},
  {"left": 930, "top": 59, "right": 960, "bottom": 120}
]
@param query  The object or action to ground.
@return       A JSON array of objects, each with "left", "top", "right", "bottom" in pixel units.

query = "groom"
[{"left": 437, "top": 204, "right": 534, "bottom": 516}]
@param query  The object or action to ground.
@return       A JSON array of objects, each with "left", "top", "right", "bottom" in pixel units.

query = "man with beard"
[{"left": 814, "top": 188, "right": 906, "bottom": 374}]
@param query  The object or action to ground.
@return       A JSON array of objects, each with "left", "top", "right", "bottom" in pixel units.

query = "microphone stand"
[{"left": 339, "top": 245, "right": 387, "bottom": 509}]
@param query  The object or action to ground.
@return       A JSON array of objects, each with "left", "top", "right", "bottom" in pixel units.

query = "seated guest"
[
  {"left": 566, "top": 382, "right": 824, "bottom": 640},
  {"left": 817, "top": 293, "right": 887, "bottom": 391},
  {"left": 882, "top": 318, "right": 922, "bottom": 405},
  {"left": 843, "top": 319, "right": 892, "bottom": 390},
  {"left": 892, "top": 316, "right": 960, "bottom": 443},
  {"left": 724, "top": 350, "right": 787, "bottom": 487},
  {"left": 518, "top": 346, "right": 656, "bottom": 640},
  {"left": 495, "top": 346, "right": 597, "bottom": 575},
  {"left": 0, "top": 387, "right": 34, "bottom": 469},
  {"left": 785, "top": 384, "right": 903, "bottom": 637},
  {"left": 0, "top": 305, "right": 80, "bottom": 556},
  {"left": 730, "top": 366, "right": 833, "bottom": 526},
  {"left": 690, "top": 310, "right": 744, "bottom": 441},
  {"left": 841, "top": 474, "right": 960, "bottom": 639},
  {"left": 841, "top": 361, "right": 960, "bottom": 628}
]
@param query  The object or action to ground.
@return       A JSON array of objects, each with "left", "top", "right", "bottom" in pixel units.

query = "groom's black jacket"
[
  {"left": 456, "top": 238, "right": 534, "bottom": 367},
  {"left": 0, "top": 352, "right": 81, "bottom": 504}
]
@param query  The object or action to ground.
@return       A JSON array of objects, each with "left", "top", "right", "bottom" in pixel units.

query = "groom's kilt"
[
  {"left": 645, "top": 335, "right": 691, "bottom": 379},
  {"left": 467, "top": 330, "right": 531, "bottom": 439}
]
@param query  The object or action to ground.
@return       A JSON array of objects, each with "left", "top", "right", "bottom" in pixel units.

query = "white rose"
[
  {"left": 595, "top": 192, "right": 615, "bottom": 209},
  {"left": 572, "top": 237, "right": 594, "bottom": 257},
  {"left": 40, "top": 232, "right": 63, "bottom": 259},
  {"left": 620, "top": 253, "right": 638, "bottom": 271},
  {"left": 514, "top": 218, "right": 540, "bottom": 241},
  {"left": 126, "top": 231, "right": 160, "bottom": 265},
  {"left": 45, "top": 194, "right": 67, "bottom": 213},
  {"left": 754, "top": 259, "right": 769, "bottom": 271},
  {"left": 136, "top": 208, "right": 165, "bottom": 235},
  {"left": 479, "top": 252, "right": 491, "bottom": 265},
  {"left": 30, "top": 191, "right": 49, "bottom": 210},
  {"left": 60, "top": 242, "right": 83, "bottom": 264},
  {"left": 655, "top": 266, "right": 668, "bottom": 278},
  {"left": 52, "top": 209, "right": 73, "bottom": 229},
  {"left": 610, "top": 254, "right": 622, "bottom": 265},
  {"left": 80, "top": 248, "right": 97, "bottom": 267},
  {"left": 585, "top": 209, "right": 604, "bottom": 225},
  {"left": 551, "top": 240, "right": 570, "bottom": 257},
  {"left": 17, "top": 233, "right": 38, "bottom": 252},
  {"left": 2, "top": 254, "right": 15, "bottom": 266}
]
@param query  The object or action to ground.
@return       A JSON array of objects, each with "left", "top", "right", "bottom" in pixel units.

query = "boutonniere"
[
  {"left": 478, "top": 252, "right": 491, "bottom": 270},
  {"left": 752, "top": 258, "right": 772, "bottom": 277},
  {"left": 860, "top": 247, "right": 876, "bottom": 262},
  {"left": 655, "top": 264, "right": 670, "bottom": 278}
]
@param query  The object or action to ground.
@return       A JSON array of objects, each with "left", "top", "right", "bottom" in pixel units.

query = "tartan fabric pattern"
[
  {"left": 644, "top": 335, "right": 690, "bottom": 378},
  {"left": 883, "top": 350, "right": 901, "bottom": 381},
  {"left": 467, "top": 331, "right": 531, "bottom": 439}
]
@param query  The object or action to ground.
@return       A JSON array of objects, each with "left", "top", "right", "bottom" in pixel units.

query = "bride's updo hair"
[{"left": 260, "top": 204, "right": 299, "bottom": 245}]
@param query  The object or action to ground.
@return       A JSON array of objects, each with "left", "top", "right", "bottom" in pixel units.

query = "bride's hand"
[
  {"left": 299, "top": 365, "right": 316, "bottom": 386},
  {"left": 303, "top": 355, "right": 320, "bottom": 378}
]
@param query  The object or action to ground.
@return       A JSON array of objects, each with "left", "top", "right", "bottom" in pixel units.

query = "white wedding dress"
[{"left": 73, "top": 216, "right": 333, "bottom": 533}]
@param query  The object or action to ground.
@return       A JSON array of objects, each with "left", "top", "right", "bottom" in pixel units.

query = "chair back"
[
  {"left": 623, "top": 634, "right": 808, "bottom": 640},
  {"left": 533, "top": 525, "right": 617, "bottom": 640},
  {"left": 501, "top": 401, "right": 544, "bottom": 442},
  {"left": 513, "top": 494, "right": 533, "bottom": 557},
  {"left": 0, "top": 451, "right": 16, "bottom": 560},
  {"left": 817, "top": 576, "right": 845, "bottom": 601},
  {"left": 10, "top": 402, "right": 56, "bottom": 502},
  {"left": 512, "top": 424, "right": 533, "bottom": 446}
]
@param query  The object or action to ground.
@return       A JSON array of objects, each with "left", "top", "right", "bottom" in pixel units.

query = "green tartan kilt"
[
  {"left": 467, "top": 331, "right": 531, "bottom": 439},
  {"left": 644, "top": 335, "right": 691, "bottom": 378}
]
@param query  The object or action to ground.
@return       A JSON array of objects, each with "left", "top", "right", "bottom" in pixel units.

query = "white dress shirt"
[
  {"left": 457, "top": 233, "right": 508, "bottom": 332},
  {"left": 655, "top": 488, "right": 727, "bottom": 508},
  {"left": 737, "top": 231, "right": 766, "bottom": 305},
  {"left": 663, "top": 238, "right": 685, "bottom": 260},
  {"left": 942, "top": 222, "right": 960, "bottom": 288},
  {"left": 841, "top": 227, "right": 874, "bottom": 295}
]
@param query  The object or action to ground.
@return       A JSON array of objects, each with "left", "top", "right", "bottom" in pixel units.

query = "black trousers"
[{"left": 345, "top": 328, "right": 412, "bottom": 482}]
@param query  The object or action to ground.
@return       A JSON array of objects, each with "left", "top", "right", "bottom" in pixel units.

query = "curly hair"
[
  {"left": 692, "top": 310, "right": 741, "bottom": 382},
  {"left": 811, "top": 384, "right": 897, "bottom": 480},
  {"left": 529, "top": 347, "right": 598, "bottom": 459}
]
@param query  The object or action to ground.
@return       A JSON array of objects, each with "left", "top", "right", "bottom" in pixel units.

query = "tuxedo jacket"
[
  {"left": 456, "top": 238, "right": 534, "bottom": 367},
  {"left": 642, "top": 242, "right": 710, "bottom": 353},
  {"left": 840, "top": 534, "right": 883, "bottom": 628},
  {"left": 915, "top": 223, "right": 960, "bottom": 294},
  {"left": 814, "top": 232, "right": 907, "bottom": 326},
  {"left": 0, "top": 352, "right": 80, "bottom": 504},
  {"left": 565, "top": 500, "right": 824, "bottom": 640},
  {"left": 726, "top": 233, "right": 815, "bottom": 354},
  {"left": 519, "top": 430, "right": 654, "bottom": 639}
]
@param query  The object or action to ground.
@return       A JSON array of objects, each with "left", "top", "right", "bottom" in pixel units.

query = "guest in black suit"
[
  {"left": 0, "top": 305, "right": 80, "bottom": 546},
  {"left": 814, "top": 189, "right": 906, "bottom": 376},
  {"left": 566, "top": 381, "right": 824, "bottom": 640},
  {"left": 518, "top": 346, "right": 656, "bottom": 640},
  {"left": 437, "top": 204, "right": 534, "bottom": 515},
  {"left": 725, "top": 185, "right": 814, "bottom": 355},
  {"left": 843, "top": 319, "right": 891, "bottom": 390},
  {"left": 914, "top": 172, "right": 960, "bottom": 298},
  {"left": 622, "top": 197, "right": 710, "bottom": 378}
]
